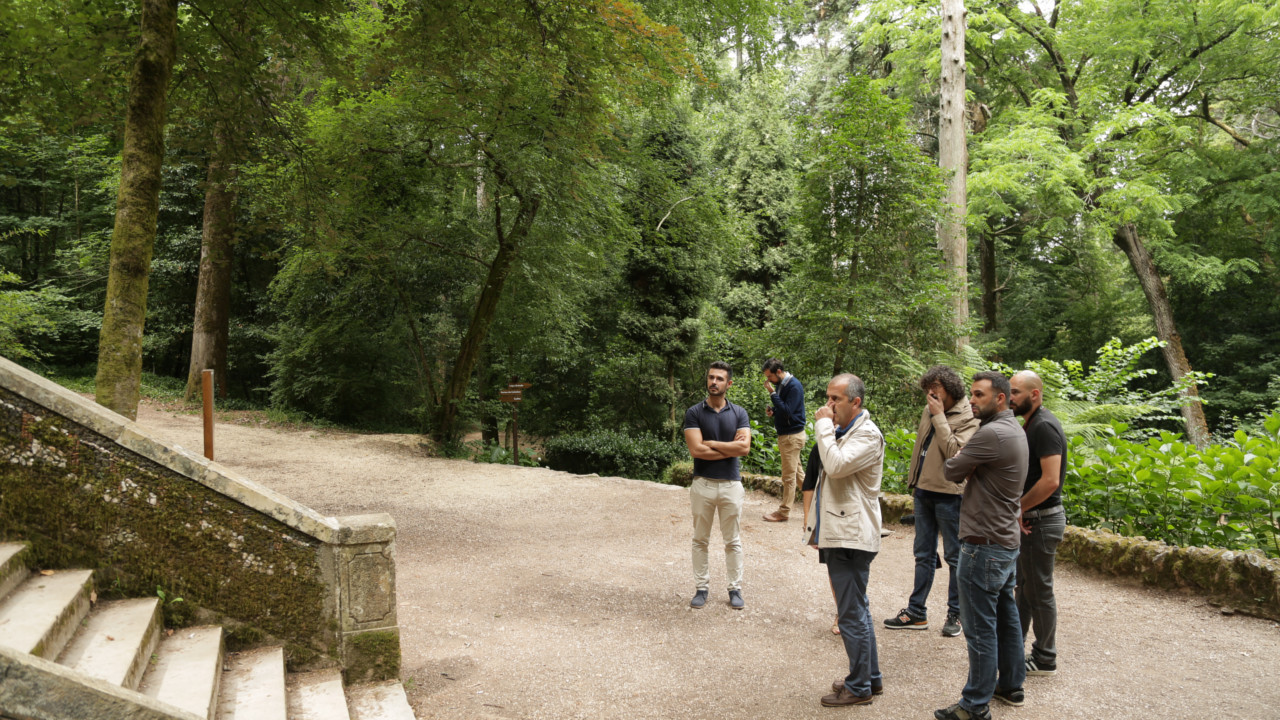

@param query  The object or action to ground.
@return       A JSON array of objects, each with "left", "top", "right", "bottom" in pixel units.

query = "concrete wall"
[{"left": 0, "top": 357, "right": 399, "bottom": 680}]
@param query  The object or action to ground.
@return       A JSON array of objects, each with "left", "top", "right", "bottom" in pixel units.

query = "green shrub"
[
  {"left": 543, "top": 430, "right": 685, "bottom": 481},
  {"left": 882, "top": 427, "right": 915, "bottom": 496}
]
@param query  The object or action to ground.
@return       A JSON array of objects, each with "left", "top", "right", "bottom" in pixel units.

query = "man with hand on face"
[
  {"left": 683, "top": 361, "right": 751, "bottom": 610},
  {"left": 935, "top": 371, "right": 1028, "bottom": 720},
  {"left": 885, "top": 365, "right": 979, "bottom": 638},
  {"left": 1009, "top": 370, "right": 1067, "bottom": 678},
  {"left": 804, "top": 373, "right": 885, "bottom": 707},
  {"left": 762, "top": 358, "right": 807, "bottom": 523}
]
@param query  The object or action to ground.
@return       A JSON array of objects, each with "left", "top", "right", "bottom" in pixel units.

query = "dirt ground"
[{"left": 138, "top": 403, "right": 1280, "bottom": 720}]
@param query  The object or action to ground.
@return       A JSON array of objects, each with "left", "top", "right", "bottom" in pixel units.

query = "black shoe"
[
  {"left": 993, "top": 687, "right": 1024, "bottom": 707},
  {"left": 941, "top": 612, "right": 962, "bottom": 637},
  {"left": 883, "top": 607, "right": 928, "bottom": 630},
  {"left": 728, "top": 589, "right": 744, "bottom": 609},
  {"left": 900, "top": 513, "right": 915, "bottom": 525},
  {"left": 1025, "top": 657, "right": 1057, "bottom": 676},
  {"left": 690, "top": 589, "right": 708, "bottom": 609},
  {"left": 933, "top": 703, "right": 991, "bottom": 720}
]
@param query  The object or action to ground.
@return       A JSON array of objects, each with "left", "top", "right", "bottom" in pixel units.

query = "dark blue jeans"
[
  {"left": 958, "top": 541, "right": 1025, "bottom": 713},
  {"left": 908, "top": 490, "right": 962, "bottom": 619},
  {"left": 827, "top": 548, "right": 882, "bottom": 697}
]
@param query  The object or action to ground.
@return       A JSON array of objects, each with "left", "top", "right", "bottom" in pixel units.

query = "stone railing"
[{"left": 0, "top": 357, "right": 399, "bottom": 681}]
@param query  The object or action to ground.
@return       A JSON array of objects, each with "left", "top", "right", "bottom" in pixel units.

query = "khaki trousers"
[
  {"left": 776, "top": 431, "right": 807, "bottom": 516},
  {"left": 690, "top": 476, "right": 744, "bottom": 591}
]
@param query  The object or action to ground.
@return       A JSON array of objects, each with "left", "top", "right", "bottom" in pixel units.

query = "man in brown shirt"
[{"left": 934, "top": 371, "right": 1029, "bottom": 720}]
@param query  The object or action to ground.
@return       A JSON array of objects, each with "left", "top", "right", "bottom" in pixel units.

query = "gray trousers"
[{"left": 1016, "top": 509, "right": 1065, "bottom": 665}]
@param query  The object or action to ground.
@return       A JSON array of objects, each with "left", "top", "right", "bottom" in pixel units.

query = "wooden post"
[
  {"left": 201, "top": 369, "right": 214, "bottom": 460},
  {"left": 512, "top": 406, "right": 519, "bottom": 466}
]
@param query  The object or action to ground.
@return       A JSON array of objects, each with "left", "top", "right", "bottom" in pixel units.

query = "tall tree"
[
  {"left": 939, "top": 0, "right": 969, "bottom": 346},
  {"left": 94, "top": 0, "right": 178, "bottom": 419}
]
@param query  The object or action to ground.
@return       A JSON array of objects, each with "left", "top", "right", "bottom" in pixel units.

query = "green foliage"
[
  {"left": 881, "top": 427, "right": 915, "bottom": 496},
  {"left": 1066, "top": 413, "right": 1280, "bottom": 557},
  {"left": 467, "top": 442, "right": 540, "bottom": 468},
  {"left": 542, "top": 430, "right": 686, "bottom": 481}
]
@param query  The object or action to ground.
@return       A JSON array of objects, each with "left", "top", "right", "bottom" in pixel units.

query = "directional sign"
[
  {"left": 499, "top": 389, "right": 523, "bottom": 403},
  {"left": 508, "top": 382, "right": 533, "bottom": 389}
]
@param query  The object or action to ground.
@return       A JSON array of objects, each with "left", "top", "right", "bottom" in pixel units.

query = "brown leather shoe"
[
  {"left": 821, "top": 687, "right": 873, "bottom": 707},
  {"left": 832, "top": 678, "right": 884, "bottom": 695},
  {"left": 763, "top": 510, "right": 790, "bottom": 522}
]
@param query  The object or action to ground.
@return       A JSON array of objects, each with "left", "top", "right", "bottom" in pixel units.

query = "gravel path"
[{"left": 139, "top": 403, "right": 1280, "bottom": 719}]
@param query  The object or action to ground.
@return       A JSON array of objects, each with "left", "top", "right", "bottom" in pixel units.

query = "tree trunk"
[
  {"left": 979, "top": 232, "right": 998, "bottom": 333},
  {"left": 184, "top": 127, "right": 237, "bottom": 402},
  {"left": 94, "top": 0, "right": 178, "bottom": 420},
  {"left": 436, "top": 194, "right": 541, "bottom": 443},
  {"left": 1113, "top": 223, "right": 1211, "bottom": 448},
  {"left": 939, "top": 0, "right": 969, "bottom": 348}
]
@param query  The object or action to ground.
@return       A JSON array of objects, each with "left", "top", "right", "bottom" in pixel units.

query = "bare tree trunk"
[
  {"left": 979, "top": 232, "right": 998, "bottom": 333},
  {"left": 939, "top": 0, "right": 969, "bottom": 348},
  {"left": 1113, "top": 223, "right": 1211, "bottom": 448},
  {"left": 436, "top": 193, "right": 541, "bottom": 443},
  {"left": 95, "top": 0, "right": 179, "bottom": 420},
  {"left": 184, "top": 127, "right": 236, "bottom": 401}
]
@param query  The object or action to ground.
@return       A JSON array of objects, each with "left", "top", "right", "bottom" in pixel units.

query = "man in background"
[
  {"left": 762, "top": 358, "right": 806, "bottom": 522},
  {"left": 935, "top": 371, "right": 1028, "bottom": 720},
  {"left": 885, "top": 365, "right": 979, "bottom": 638},
  {"left": 683, "top": 361, "right": 751, "bottom": 610},
  {"left": 1010, "top": 370, "right": 1068, "bottom": 678}
]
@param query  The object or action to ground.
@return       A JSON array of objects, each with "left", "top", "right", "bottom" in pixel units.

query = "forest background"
[{"left": 2, "top": 0, "right": 1279, "bottom": 524}]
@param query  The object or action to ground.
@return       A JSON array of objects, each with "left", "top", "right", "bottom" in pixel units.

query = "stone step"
[
  {"left": 0, "top": 541, "right": 30, "bottom": 601},
  {"left": 57, "top": 596, "right": 162, "bottom": 690},
  {"left": 139, "top": 625, "right": 224, "bottom": 720},
  {"left": 347, "top": 681, "right": 416, "bottom": 720},
  {"left": 0, "top": 568, "right": 94, "bottom": 659},
  {"left": 287, "top": 669, "right": 352, "bottom": 720},
  {"left": 218, "top": 646, "right": 288, "bottom": 720}
]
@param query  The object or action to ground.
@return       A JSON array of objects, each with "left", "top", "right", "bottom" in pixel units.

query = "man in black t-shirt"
[
  {"left": 1009, "top": 370, "right": 1068, "bottom": 678},
  {"left": 683, "top": 361, "right": 751, "bottom": 610}
]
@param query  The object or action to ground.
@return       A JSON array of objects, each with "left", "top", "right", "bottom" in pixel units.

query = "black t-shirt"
[
  {"left": 683, "top": 399, "right": 750, "bottom": 481},
  {"left": 1023, "top": 406, "right": 1067, "bottom": 510}
]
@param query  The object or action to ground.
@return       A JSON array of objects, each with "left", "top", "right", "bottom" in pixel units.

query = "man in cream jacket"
[{"left": 804, "top": 373, "right": 886, "bottom": 707}]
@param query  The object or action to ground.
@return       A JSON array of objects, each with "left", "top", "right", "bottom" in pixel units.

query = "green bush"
[
  {"left": 885, "top": 412, "right": 1280, "bottom": 556},
  {"left": 543, "top": 430, "right": 686, "bottom": 481},
  {"left": 1066, "top": 413, "right": 1280, "bottom": 557}
]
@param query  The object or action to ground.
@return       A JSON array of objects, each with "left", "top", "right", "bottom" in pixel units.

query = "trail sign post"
[{"left": 499, "top": 380, "right": 532, "bottom": 464}]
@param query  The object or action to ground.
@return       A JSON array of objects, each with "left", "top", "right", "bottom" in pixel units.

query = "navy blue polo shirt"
[{"left": 683, "top": 399, "right": 750, "bottom": 481}]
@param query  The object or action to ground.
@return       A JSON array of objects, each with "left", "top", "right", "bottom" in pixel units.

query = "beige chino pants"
[
  {"left": 776, "top": 431, "right": 807, "bottom": 516},
  {"left": 690, "top": 476, "right": 744, "bottom": 591}
]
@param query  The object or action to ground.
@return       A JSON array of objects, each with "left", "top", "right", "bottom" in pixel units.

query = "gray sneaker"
[
  {"left": 1025, "top": 657, "right": 1056, "bottom": 676},
  {"left": 933, "top": 702, "right": 991, "bottom": 720},
  {"left": 690, "top": 589, "right": 708, "bottom": 609},
  {"left": 728, "top": 589, "right": 744, "bottom": 609},
  {"left": 941, "top": 612, "right": 962, "bottom": 637}
]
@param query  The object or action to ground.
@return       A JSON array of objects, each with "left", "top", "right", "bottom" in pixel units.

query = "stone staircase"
[{"left": 0, "top": 542, "right": 415, "bottom": 720}]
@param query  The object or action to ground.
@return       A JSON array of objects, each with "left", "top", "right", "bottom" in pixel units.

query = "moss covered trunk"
[
  {"left": 94, "top": 0, "right": 179, "bottom": 419},
  {"left": 1113, "top": 222, "right": 1211, "bottom": 448},
  {"left": 184, "top": 127, "right": 237, "bottom": 401}
]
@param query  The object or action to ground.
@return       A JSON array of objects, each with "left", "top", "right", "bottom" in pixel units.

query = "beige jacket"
[
  {"left": 804, "top": 411, "right": 884, "bottom": 552},
  {"left": 906, "top": 397, "right": 980, "bottom": 495}
]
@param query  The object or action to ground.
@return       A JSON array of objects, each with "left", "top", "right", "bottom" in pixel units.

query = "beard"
[
  {"left": 1011, "top": 396, "right": 1033, "bottom": 416},
  {"left": 973, "top": 403, "right": 995, "bottom": 421}
]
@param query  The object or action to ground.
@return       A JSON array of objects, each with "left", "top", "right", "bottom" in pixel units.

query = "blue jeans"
[
  {"left": 908, "top": 490, "right": 961, "bottom": 618},
  {"left": 826, "top": 548, "right": 882, "bottom": 697},
  {"left": 958, "top": 541, "right": 1025, "bottom": 713}
]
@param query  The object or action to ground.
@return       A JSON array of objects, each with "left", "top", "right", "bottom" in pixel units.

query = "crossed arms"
[{"left": 684, "top": 428, "right": 751, "bottom": 460}]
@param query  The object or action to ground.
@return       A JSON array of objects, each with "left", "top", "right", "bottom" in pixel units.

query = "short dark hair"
[
  {"left": 762, "top": 358, "right": 784, "bottom": 373},
  {"left": 709, "top": 360, "right": 733, "bottom": 380},
  {"left": 920, "top": 365, "right": 965, "bottom": 402},
  {"left": 832, "top": 373, "right": 865, "bottom": 403},
  {"left": 972, "top": 370, "right": 1010, "bottom": 400}
]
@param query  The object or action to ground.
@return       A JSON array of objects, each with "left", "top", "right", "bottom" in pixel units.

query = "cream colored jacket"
[{"left": 803, "top": 411, "right": 885, "bottom": 552}]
